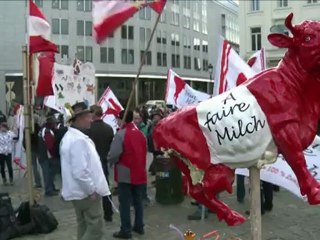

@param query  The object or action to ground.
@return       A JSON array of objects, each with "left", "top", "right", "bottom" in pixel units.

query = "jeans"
[
  {"left": 72, "top": 197, "right": 104, "bottom": 240},
  {"left": 0, "top": 154, "right": 13, "bottom": 182},
  {"left": 32, "top": 152, "right": 41, "bottom": 187},
  {"left": 40, "top": 158, "right": 56, "bottom": 194},
  {"left": 102, "top": 164, "right": 113, "bottom": 219},
  {"left": 118, "top": 183, "right": 144, "bottom": 234}
]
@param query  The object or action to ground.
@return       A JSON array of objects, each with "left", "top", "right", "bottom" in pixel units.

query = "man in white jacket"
[{"left": 60, "top": 102, "right": 110, "bottom": 240}]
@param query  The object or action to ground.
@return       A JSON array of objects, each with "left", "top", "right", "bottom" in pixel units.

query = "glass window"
[
  {"left": 251, "top": 0, "right": 260, "bottom": 11},
  {"left": 156, "top": 30, "right": 161, "bottom": 43},
  {"left": 128, "top": 26, "right": 134, "bottom": 40},
  {"left": 171, "top": 11, "right": 180, "bottom": 26},
  {"left": 307, "top": 0, "right": 317, "bottom": 3},
  {"left": 76, "top": 46, "right": 84, "bottom": 62},
  {"left": 140, "top": 51, "right": 152, "bottom": 65},
  {"left": 52, "top": 0, "right": 59, "bottom": 9},
  {"left": 194, "top": 57, "right": 201, "bottom": 71},
  {"left": 100, "top": 47, "right": 107, "bottom": 63},
  {"left": 85, "top": 0, "right": 92, "bottom": 11},
  {"left": 77, "top": 20, "right": 84, "bottom": 36},
  {"left": 184, "top": 56, "right": 191, "bottom": 69},
  {"left": 160, "top": 11, "right": 166, "bottom": 23},
  {"left": 277, "top": 0, "right": 288, "bottom": 7},
  {"left": 202, "top": 40, "right": 208, "bottom": 53},
  {"left": 85, "top": 21, "right": 92, "bottom": 36},
  {"left": 163, "top": 53, "right": 167, "bottom": 66},
  {"left": 121, "top": 26, "right": 127, "bottom": 39},
  {"left": 251, "top": 27, "right": 261, "bottom": 51},
  {"left": 172, "top": 54, "right": 180, "bottom": 68},
  {"left": 34, "top": 0, "right": 43, "bottom": 7},
  {"left": 108, "top": 48, "right": 115, "bottom": 63},
  {"left": 162, "top": 31, "right": 167, "bottom": 44},
  {"left": 61, "top": 45, "right": 69, "bottom": 57},
  {"left": 140, "top": 27, "right": 146, "bottom": 43},
  {"left": 77, "top": 0, "right": 84, "bottom": 11},
  {"left": 61, "top": 0, "right": 68, "bottom": 9},
  {"left": 139, "top": 7, "right": 151, "bottom": 20},
  {"left": 128, "top": 49, "right": 134, "bottom": 64},
  {"left": 183, "top": 16, "right": 190, "bottom": 29},
  {"left": 61, "top": 19, "right": 68, "bottom": 35},
  {"left": 52, "top": 18, "right": 60, "bottom": 34},
  {"left": 203, "top": 59, "right": 208, "bottom": 71},
  {"left": 86, "top": 46, "right": 92, "bottom": 62},
  {"left": 121, "top": 49, "right": 127, "bottom": 64}
]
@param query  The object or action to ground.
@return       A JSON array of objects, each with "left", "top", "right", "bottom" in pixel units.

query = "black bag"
[
  {"left": 30, "top": 203, "right": 58, "bottom": 234},
  {"left": 0, "top": 193, "right": 19, "bottom": 240}
]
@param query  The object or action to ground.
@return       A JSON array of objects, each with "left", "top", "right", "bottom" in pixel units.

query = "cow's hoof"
[
  {"left": 307, "top": 187, "right": 320, "bottom": 205},
  {"left": 224, "top": 210, "right": 247, "bottom": 226}
]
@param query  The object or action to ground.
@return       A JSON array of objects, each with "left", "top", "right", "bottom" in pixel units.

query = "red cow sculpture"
[{"left": 153, "top": 13, "right": 320, "bottom": 226}]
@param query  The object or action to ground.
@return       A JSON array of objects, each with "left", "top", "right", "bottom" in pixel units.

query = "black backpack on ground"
[
  {"left": 0, "top": 193, "right": 19, "bottom": 240},
  {"left": 29, "top": 203, "right": 58, "bottom": 234}
]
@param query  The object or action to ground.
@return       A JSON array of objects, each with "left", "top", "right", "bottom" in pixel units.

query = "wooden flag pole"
[
  {"left": 22, "top": 45, "right": 34, "bottom": 205},
  {"left": 122, "top": 11, "right": 162, "bottom": 122},
  {"left": 249, "top": 167, "right": 262, "bottom": 240}
]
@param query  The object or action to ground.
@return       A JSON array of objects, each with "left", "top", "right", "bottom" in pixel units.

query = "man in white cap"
[{"left": 60, "top": 102, "right": 110, "bottom": 240}]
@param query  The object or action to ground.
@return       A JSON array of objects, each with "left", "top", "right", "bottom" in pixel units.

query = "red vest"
[{"left": 115, "top": 122, "right": 147, "bottom": 184}]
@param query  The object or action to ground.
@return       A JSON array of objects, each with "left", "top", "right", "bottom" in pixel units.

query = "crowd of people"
[{"left": 0, "top": 102, "right": 281, "bottom": 239}]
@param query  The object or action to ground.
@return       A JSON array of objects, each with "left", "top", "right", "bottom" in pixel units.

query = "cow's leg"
[
  {"left": 202, "top": 164, "right": 246, "bottom": 226},
  {"left": 275, "top": 125, "right": 320, "bottom": 204}
]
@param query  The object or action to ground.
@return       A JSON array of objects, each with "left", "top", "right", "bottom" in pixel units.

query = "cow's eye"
[{"left": 304, "top": 35, "right": 311, "bottom": 42}]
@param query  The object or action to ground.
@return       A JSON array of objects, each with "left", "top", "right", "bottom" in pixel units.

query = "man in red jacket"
[{"left": 108, "top": 110, "right": 147, "bottom": 239}]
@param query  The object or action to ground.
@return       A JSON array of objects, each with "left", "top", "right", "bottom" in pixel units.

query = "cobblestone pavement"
[{"left": 3, "top": 169, "right": 320, "bottom": 240}]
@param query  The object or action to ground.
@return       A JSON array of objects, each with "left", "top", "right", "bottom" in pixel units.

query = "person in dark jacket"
[
  {"left": 38, "top": 116, "right": 58, "bottom": 196},
  {"left": 109, "top": 110, "right": 147, "bottom": 239},
  {"left": 89, "top": 105, "right": 114, "bottom": 222}
]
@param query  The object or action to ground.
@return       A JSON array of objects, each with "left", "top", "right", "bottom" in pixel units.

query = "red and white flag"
[
  {"left": 93, "top": 0, "right": 166, "bottom": 44},
  {"left": 247, "top": 48, "right": 267, "bottom": 73},
  {"left": 213, "top": 37, "right": 256, "bottom": 96},
  {"left": 36, "top": 52, "right": 55, "bottom": 96},
  {"left": 98, "top": 87, "right": 123, "bottom": 133},
  {"left": 166, "top": 69, "right": 210, "bottom": 108},
  {"left": 28, "top": 0, "right": 58, "bottom": 54}
]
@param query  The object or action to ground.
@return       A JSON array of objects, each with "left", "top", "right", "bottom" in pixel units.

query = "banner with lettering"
[
  {"left": 236, "top": 136, "right": 320, "bottom": 200},
  {"left": 165, "top": 69, "right": 211, "bottom": 108},
  {"left": 213, "top": 36, "right": 257, "bottom": 96},
  {"left": 98, "top": 87, "right": 123, "bottom": 133},
  {"left": 44, "top": 61, "right": 96, "bottom": 111}
]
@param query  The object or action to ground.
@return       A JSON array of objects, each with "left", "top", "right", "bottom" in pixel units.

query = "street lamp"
[{"left": 207, "top": 63, "right": 214, "bottom": 94}]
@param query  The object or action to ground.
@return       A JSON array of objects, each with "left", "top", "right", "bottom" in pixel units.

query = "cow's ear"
[{"left": 268, "top": 33, "right": 293, "bottom": 48}]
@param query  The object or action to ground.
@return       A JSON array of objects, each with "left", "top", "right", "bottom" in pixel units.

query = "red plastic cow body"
[{"left": 153, "top": 13, "right": 320, "bottom": 226}]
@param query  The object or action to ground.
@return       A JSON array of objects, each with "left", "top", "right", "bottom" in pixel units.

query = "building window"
[
  {"left": 52, "top": 0, "right": 68, "bottom": 9},
  {"left": 172, "top": 54, "right": 180, "bottom": 68},
  {"left": 52, "top": 18, "right": 68, "bottom": 35},
  {"left": 58, "top": 45, "right": 69, "bottom": 58},
  {"left": 77, "top": 0, "right": 92, "bottom": 11},
  {"left": 76, "top": 46, "right": 92, "bottom": 62},
  {"left": 160, "top": 11, "right": 166, "bottom": 23},
  {"left": 202, "top": 40, "right": 208, "bottom": 53},
  {"left": 171, "top": 34, "right": 180, "bottom": 47},
  {"left": 157, "top": 52, "right": 167, "bottom": 67},
  {"left": 203, "top": 59, "right": 208, "bottom": 71},
  {"left": 139, "top": 7, "right": 151, "bottom": 20},
  {"left": 100, "top": 47, "right": 114, "bottom": 63},
  {"left": 307, "top": 0, "right": 318, "bottom": 3},
  {"left": 121, "top": 49, "right": 134, "bottom": 64},
  {"left": 183, "top": 36, "right": 191, "bottom": 49},
  {"left": 193, "top": 19, "right": 200, "bottom": 32},
  {"left": 184, "top": 56, "right": 191, "bottom": 69},
  {"left": 77, "top": 20, "right": 92, "bottom": 36},
  {"left": 277, "top": 0, "right": 288, "bottom": 7},
  {"left": 193, "top": 38, "right": 201, "bottom": 51},
  {"left": 251, "top": 27, "right": 261, "bottom": 51},
  {"left": 171, "top": 11, "right": 180, "bottom": 26},
  {"left": 183, "top": 16, "right": 190, "bottom": 29},
  {"left": 251, "top": 0, "right": 260, "bottom": 11},
  {"left": 140, "top": 51, "right": 152, "bottom": 65},
  {"left": 121, "top": 25, "right": 134, "bottom": 40},
  {"left": 194, "top": 58, "right": 201, "bottom": 71},
  {"left": 156, "top": 30, "right": 167, "bottom": 45},
  {"left": 34, "top": 0, "right": 43, "bottom": 7},
  {"left": 76, "top": 46, "right": 84, "bottom": 62}
]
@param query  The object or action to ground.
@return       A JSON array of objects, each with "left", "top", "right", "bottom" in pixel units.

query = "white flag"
[
  {"left": 98, "top": 87, "right": 123, "bottom": 133},
  {"left": 213, "top": 36, "right": 256, "bottom": 96},
  {"left": 165, "top": 69, "right": 211, "bottom": 108}
]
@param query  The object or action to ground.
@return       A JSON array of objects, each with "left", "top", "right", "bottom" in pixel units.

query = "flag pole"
[
  {"left": 122, "top": 11, "right": 162, "bottom": 120},
  {"left": 22, "top": 45, "right": 34, "bottom": 206}
]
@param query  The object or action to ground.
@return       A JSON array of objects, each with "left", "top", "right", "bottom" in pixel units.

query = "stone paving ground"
[{"left": 2, "top": 168, "right": 320, "bottom": 240}]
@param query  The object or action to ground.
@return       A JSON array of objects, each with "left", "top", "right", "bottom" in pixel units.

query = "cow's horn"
[{"left": 285, "top": 13, "right": 297, "bottom": 35}]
